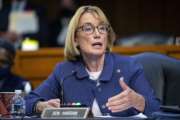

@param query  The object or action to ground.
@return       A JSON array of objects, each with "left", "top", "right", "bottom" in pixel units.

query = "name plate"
[{"left": 41, "top": 107, "right": 90, "bottom": 119}]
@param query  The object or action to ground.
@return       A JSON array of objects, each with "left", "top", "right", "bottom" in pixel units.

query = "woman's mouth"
[{"left": 92, "top": 42, "right": 103, "bottom": 48}]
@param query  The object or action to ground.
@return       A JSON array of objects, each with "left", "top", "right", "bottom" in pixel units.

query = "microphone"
[
  {"left": 59, "top": 71, "right": 87, "bottom": 107},
  {"left": 60, "top": 78, "right": 64, "bottom": 105},
  {"left": 59, "top": 70, "right": 76, "bottom": 105}
]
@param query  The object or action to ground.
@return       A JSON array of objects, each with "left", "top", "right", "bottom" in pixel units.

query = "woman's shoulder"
[
  {"left": 109, "top": 52, "right": 142, "bottom": 69},
  {"left": 110, "top": 52, "right": 135, "bottom": 63},
  {"left": 49, "top": 60, "right": 79, "bottom": 79},
  {"left": 54, "top": 60, "right": 78, "bottom": 70}
]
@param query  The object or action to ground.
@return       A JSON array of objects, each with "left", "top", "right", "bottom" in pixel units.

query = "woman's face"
[{"left": 75, "top": 12, "right": 109, "bottom": 58}]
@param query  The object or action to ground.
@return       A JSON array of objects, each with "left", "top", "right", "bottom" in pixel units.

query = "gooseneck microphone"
[
  {"left": 60, "top": 77, "right": 64, "bottom": 105},
  {"left": 59, "top": 71, "right": 87, "bottom": 107},
  {"left": 59, "top": 70, "right": 76, "bottom": 106}
]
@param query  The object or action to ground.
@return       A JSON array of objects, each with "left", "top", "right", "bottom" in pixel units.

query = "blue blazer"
[{"left": 25, "top": 52, "right": 160, "bottom": 116}]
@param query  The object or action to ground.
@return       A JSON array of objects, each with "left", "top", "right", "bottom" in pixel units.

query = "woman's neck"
[{"left": 83, "top": 54, "right": 105, "bottom": 72}]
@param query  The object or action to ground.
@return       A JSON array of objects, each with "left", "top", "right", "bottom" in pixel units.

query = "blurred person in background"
[
  {"left": 0, "top": 38, "right": 31, "bottom": 93},
  {"left": 49, "top": 0, "right": 76, "bottom": 47},
  {"left": 0, "top": 0, "right": 48, "bottom": 48}
]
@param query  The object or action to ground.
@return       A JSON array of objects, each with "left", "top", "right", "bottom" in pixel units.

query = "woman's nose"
[{"left": 94, "top": 27, "right": 101, "bottom": 35}]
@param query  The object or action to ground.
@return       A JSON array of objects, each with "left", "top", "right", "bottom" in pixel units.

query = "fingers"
[
  {"left": 36, "top": 98, "right": 60, "bottom": 113},
  {"left": 106, "top": 77, "right": 133, "bottom": 112},
  {"left": 107, "top": 89, "right": 130, "bottom": 103},
  {"left": 119, "top": 77, "right": 129, "bottom": 90},
  {"left": 47, "top": 98, "right": 60, "bottom": 108},
  {"left": 107, "top": 96, "right": 132, "bottom": 112},
  {"left": 106, "top": 96, "right": 128, "bottom": 107},
  {"left": 107, "top": 78, "right": 131, "bottom": 103},
  {"left": 109, "top": 103, "right": 130, "bottom": 113}
]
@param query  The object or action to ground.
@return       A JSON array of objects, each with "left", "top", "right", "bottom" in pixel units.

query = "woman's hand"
[
  {"left": 36, "top": 98, "right": 60, "bottom": 113},
  {"left": 106, "top": 78, "right": 145, "bottom": 113}
]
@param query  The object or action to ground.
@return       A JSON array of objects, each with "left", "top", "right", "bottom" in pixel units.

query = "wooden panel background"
[{"left": 11, "top": 45, "right": 180, "bottom": 89}]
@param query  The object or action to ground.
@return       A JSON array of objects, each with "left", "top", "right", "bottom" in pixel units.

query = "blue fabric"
[
  {"left": 25, "top": 52, "right": 160, "bottom": 116},
  {"left": 0, "top": 72, "right": 28, "bottom": 92}
]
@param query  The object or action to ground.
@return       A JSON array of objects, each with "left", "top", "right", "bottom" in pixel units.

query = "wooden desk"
[
  {"left": 12, "top": 45, "right": 180, "bottom": 88},
  {"left": 12, "top": 48, "right": 64, "bottom": 88}
]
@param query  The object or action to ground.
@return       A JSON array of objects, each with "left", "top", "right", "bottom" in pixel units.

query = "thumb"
[{"left": 119, "top": 77, "right": 129, "bottom": 91}]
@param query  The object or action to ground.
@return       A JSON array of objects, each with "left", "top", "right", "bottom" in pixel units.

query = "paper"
[
  {"left": 95, "top": 113, "right": 147, "bottom": 119},
  {"left": 129, "top": 113, "right": 147, "bottom": 119},
  {"left": 95, "top": 115, "right": 112, "bottom": 118},
  {"left": 8, "top": 11, "right": 39, "bottom": 34}
]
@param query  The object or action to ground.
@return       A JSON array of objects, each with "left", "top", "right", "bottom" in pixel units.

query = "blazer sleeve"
[
  {"left": 25, "top": 63, "right": 62, "bottom": 115},
  {"left": 129, "top": 60, "right": 161, "bottom": 116}
]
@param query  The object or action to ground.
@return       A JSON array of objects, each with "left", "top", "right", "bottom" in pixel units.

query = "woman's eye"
[
  {"left": 99, "top": 25, "right": 107, "bottom": 30},
  {"left": 99, "top": 27, "right": 106, "bottom": 31},
  {"left": 84, "top": 26, "right": 92, "bottom": 32}
]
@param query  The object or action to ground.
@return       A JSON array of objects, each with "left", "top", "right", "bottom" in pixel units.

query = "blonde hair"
[{"left": 64, "top": 5, "right": 116, "bottom": 61}]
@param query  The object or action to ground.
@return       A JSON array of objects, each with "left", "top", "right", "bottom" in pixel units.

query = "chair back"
[{"left": 132, "top": 52, "right": 180, "bottom": 106}]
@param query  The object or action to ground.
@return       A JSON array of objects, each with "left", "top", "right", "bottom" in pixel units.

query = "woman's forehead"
[{"left": 78, "top": 12, "right": 103, "bottom": 25}]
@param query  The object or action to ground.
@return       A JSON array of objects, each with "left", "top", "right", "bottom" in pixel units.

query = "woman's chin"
[{"left": 88, "top": 51, "right": 105, "bottom": 57}]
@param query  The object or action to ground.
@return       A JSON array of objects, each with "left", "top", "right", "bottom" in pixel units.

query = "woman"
[{"left": 25, "top": 6, "right": 160, "bottom": 117}]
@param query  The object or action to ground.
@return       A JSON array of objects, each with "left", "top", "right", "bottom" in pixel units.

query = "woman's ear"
[
  {"left": 74, "top": 37, "right": 77, "bottom": 43},
  {"left": 74, "top": 38, "right": 80, "bottom": 51},
  {"left": 74, "top": 38, "right": 79, "bottom": 47}
]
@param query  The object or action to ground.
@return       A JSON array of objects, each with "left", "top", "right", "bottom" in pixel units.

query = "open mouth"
[{"left": 92, "top": 42, "right": 103, "bottom": 47}]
